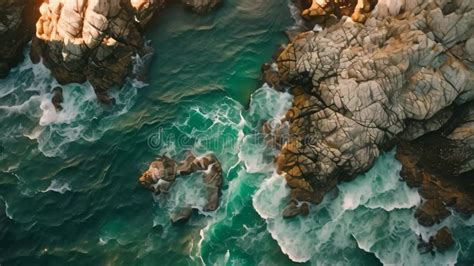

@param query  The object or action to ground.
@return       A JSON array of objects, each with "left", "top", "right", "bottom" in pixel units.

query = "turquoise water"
[{"left": 0, "top": 1, "right": 473, "bottom": 265}]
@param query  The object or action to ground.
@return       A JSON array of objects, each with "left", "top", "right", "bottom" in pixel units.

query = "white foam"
[
  {"left": 39, "top": 97, "right": 59, "bottom": 126},
  {"left": 0, "top": 46, "right": 142, "bottom": 157},
  {"left": 98, "top": 237, "right": 107, "bottom": 245},
  {"left": 2, "top": 198, "right": 13, "bottom": 220},
  {"left": 253, "top": 173, "right": 288, "bottom": 220},
  {"left": 248, "top": 84, "right": 293, "bottom": 122},
  {"left": 253, "top": 151, "right": 460, "bottom": 265},
  {"left": 238, "top": 134, "right": 274, "bottom": 173},
  {"left": 41, "top": 180, "right": 71, "bottom": 194}
]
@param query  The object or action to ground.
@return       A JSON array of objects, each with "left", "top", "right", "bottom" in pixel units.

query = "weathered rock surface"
[
  {"left": 139, "top": 152, "right": 223, "bottom": 223},
  {"left": 296, "top": 0, "right": 377, "bottom": 28},
  {"left": 0, "top": 0, "right": 40, "bottom": 78},
  {"left": 273, "top": 0, "right": 474, "bottom": 212},
  {"left": 30, "top": 0, "right": 167, "bottom": 104},
  {"left": 414, "top": 199, "right": 451, "bottom": 227},
  {"left": 29, "top": 0, "right": 221, "bottom": 104},
  {"left": 396, "top": 102, "right": 474, "bottom": 229},
  {"left": 430, "top": 226, "right": 455, "bottom": 252}
]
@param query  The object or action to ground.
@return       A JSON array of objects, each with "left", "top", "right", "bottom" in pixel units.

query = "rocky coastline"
[
  {"left": 2, "top": 0, "right": 473, "bottom": 257},
  {"left": 0, "top": 0, "right": 221, "bottom": 103},
  {"left": 265, "top": 0, "right": 474, "bottom": 251}
]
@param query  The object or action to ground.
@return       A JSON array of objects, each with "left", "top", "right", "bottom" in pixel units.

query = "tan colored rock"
[
  {"left": 139, "top": 152, "right": 223, "bottom": 221},
  {"left": 32, "top": 0, "right": 166, "bottom": 103},
  {"left": 31, "top": 0, "right": 222, "bottom": 103},
  {"left": 300, "top": 0, "right": 377, "bottom": 25},
  {"left": 275, "top": 0, "right": 474, "bottom": 210}
]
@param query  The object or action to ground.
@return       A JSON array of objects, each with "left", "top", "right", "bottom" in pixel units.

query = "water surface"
[{"left": 0, "top": 1, "right": 473, "bottom": 265}]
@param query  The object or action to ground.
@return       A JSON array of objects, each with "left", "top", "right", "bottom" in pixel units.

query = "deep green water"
[{"left": 0, "top": 1, "right": 473, "bottom": 265}]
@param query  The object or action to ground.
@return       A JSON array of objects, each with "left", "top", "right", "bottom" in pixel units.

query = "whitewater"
[{"left": 0, "top": 1, "right": 473, "bottom": 265}]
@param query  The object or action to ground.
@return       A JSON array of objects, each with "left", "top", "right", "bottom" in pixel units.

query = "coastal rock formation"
[
  {"left": 396, "top": 102, "right": 474, "bottom": 226},
  {"left": 30, "top": 0, "right": 166, "bottom": 104},
  {"left": 0, "top": 0, "right": 40, "bottom": 78},
  {"left": 181, "top": 0, "right": 220, "bottom": 14},
  {"left": 29, "top": 0, "right": 221, "bottom": 104},
  {"left": 139, "top": 152, "right": 223, "bottom": 222},
  {"left": 273, "top": 0, "right": 474, "bottom": 215},
  {"left": 297, "top": 0, "right": 377, "bottom": 27}
]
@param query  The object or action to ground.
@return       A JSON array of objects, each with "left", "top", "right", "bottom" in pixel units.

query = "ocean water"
[{"left": 0, "top": 1, "right": 473, "bottom": 265}]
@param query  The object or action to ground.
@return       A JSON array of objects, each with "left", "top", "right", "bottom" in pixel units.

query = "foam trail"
[
  {"left": 2, "top": 198, "right": 13, "bottom": 220},
  {"left": 253, "top": 151, "right": 461, "bottom": 265},
  {"left": 41, "top": 180, "right": 71, "bottom": 194}
]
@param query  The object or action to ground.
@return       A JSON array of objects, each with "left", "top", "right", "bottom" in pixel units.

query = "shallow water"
[{"left": 0, "top": 1, "right": 473, "bottom": 265}]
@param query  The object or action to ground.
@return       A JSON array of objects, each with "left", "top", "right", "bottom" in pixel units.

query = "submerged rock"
[
  {"left": 283, "top": 200, "right": 310, "bottom": 218},
  {"left": 139, "top": 152, "right": 223, "bottom": 223},
  {"left": 417, "top": 237, "right": 433, "bottom": 255},
  {"left": 170, "top": 207, "right": 194, "bottom": 225},
  {"left": 272, "top": 0, "right": 474, "bottom": 217}
]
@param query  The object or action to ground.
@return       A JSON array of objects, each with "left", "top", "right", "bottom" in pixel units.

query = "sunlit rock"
[{"left": 274, "top": 0, "right": 474, "bottom": 218}]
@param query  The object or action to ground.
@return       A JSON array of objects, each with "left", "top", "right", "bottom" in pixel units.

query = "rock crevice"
[{"left": 273, "top": 0, "right": 474, "bottom": 218}]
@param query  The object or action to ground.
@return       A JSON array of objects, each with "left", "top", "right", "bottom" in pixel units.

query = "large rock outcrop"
[
  {"left": 273, "top": 0, "right": 474, "bottom": 212},
  {"left": 29, "top": 0, "right": 221, "bottom": 104},
  {"left": 0, "top": 0, "right": 40, "bottom": 78},
  {"left": 30, "top": 0, "right": 166, "bottom": 104}
]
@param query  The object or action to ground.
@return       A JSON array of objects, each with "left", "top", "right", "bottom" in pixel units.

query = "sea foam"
[
  {"left": 253, "top": 151, "right": 461, "bottom": 265},
  {"left": 41, "top": 180, "right": 71, "bottom": 194}
]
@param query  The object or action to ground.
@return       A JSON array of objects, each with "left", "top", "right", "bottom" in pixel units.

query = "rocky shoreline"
[
  {"left": 265, "top": 0, "right": 474, "bottom": 252},
  {"left": 2, "top": 0, "right": 473, "bottom": 256},
  {"left": 0, "top": 0, "right": 221, "bottom": 103}
]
